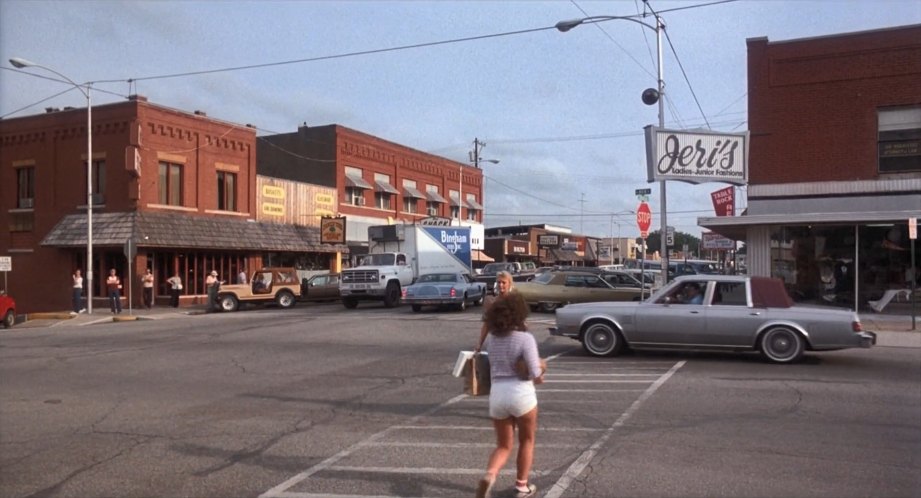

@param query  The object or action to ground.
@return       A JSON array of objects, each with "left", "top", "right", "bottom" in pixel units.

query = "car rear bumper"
[
  {"left": 858, "top": 331, "right": 877, "bottom": 348},
  {"left": 403, "top": 297, "right": 461, "bottom": 306}
]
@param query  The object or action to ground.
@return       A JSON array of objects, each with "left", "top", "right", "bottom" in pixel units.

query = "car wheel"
[
  {"left": 412, "top": 304, "right": 422, "bottom": 312},
  {"left": 276, "top": 290, "right": 296, "bottom": 309},
  {"left": 759, "top": 326, "right": 805, "bottom": 363},
  {"left": 474, "top": 292, "right": 485, "bottom": 306},
  {"left": 342, "top": 298, "right": 358, "bottom": 309},
  {"left": 581, "top": 320, "right": 624, "bottom": 357},
  {"left": 219, "top": 294, "right": 239, "bottom": 312},
  {"left": 2, "top": 310, "right": 14, "bottom": 328},
  {"left": 457, "top": 296, "right": 467, "bottom": 312},
  {"left": 541, "top": 302, "right": 560, "bottom": 313},
  {"left": 383, "top": 282, "right": 401, "bottom": 308}
]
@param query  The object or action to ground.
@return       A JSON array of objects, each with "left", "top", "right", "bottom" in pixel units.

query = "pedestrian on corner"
[
  {"left": 205, "top": 270, "right": 221, "bottom": 312},
  {"left": 106, "top": 269, "right": 123, "bottom": 314},
  {"left": 142, "top": 268, "right": 155, "bottom": 309},
  {"left": 475, "top": 292, "right": 543, "bottom": 498},
  {"left": 237, "top": 267, "right": 247, "bottom": 285},
  {"left": 167, "top": 272, "right": 183, "bottom": 308},
  {"left": 476, "top": 271, "right": 518, "bottom": 352},
  {"left": 71, "top": 269, "right": 85, "bottom": 315}
]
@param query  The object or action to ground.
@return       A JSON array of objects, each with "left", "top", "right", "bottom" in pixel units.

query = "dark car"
[
  {"left": 0, "top": 290, "right": 15, "bottom": 328},
  {"left": 301, "top": 273, "right": 340, "bottom": 302}
]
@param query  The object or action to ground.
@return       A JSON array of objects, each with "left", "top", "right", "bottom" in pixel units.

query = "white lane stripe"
[
  {"left": 393, "top": 425, "right": 604, "bottom": 432},
  {"left": 324, "top": 465, "right": 551, "bottom": 476},
  {"left": 259, "top": 393, "right": 469, "bottom": 498},
  {"left": 542, "top": 380, "right": 654, "bottom": 383},
  {"left": 363, "top": 441, "right": 582, "bottom": 448},
  {"left": 538, "top": 389, "right": 646, "bottom": 393},
  {"left": 544, "top": 360, "right": 686, "bottom": 498},
  {"left": 548, "top": 373, "right": 664, "bottom": 376}
]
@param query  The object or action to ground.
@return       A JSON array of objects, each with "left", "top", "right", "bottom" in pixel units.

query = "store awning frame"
[
  {"left": 345, "top": 174, "right": 373, "bottom": 189},
  {"left": 402, "top": 185, "right": 426, "bottom": 199},
  {"left": 426, "top": 190, "right": 447, "bottom": 203},
  {"left": 375, "top": 180, "right": 400, "bottom": 195}
]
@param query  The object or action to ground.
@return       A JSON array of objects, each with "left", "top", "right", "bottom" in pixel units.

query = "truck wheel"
[
  {"left": 276, "top": 290, "right": 296, "bottom": 309},
  {"left": 219, "top": 294, "right": 239, "bottom": 312},
  {"left": 342, "top": 298, "right": 358, "bottom": 309},
  {"left": 383, "top": 282, "right": 401, "bottom": 308},
  {"left": 2, "top": 310, "right": 14, "bottom": 328},
  {"left": 457, "top": 296, "right": 467, "bottom": 312}
]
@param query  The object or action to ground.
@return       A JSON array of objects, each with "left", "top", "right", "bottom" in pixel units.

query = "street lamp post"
[
  {"left": 10, "top": 57, "right": 94, "bottom": 313},
  {"left": 556, "top": 13, "right": 668, "bottom": 284}
]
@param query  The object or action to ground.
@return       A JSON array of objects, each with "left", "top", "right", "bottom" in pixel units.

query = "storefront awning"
[
  {"left": 345, "top": 174, "right": 373, "bottom": 189},
  {"left": 472, "top": 249, "right": 494, "bottom": 262},
  {"left": 549, "top": 248, "right": 582, "bottom": 262},
  {"left": 450, "top": 194, "right": 470, "bottom": 208},
  {"left": 699, "top": 209, "right": 921, "bottom": 240},
  {"left": 41, "top": 211, "right": 349, "bottom": 253},
  {"left": 375, "top": 180, "right": 400, "bottom": 195},
  {"left": 402, "top": 185, "right": 426, "bottom": 199},
  {"left": 426, "top": 190, "right": 447, "bottom": 203}
]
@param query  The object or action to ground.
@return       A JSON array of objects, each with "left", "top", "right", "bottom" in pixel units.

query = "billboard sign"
[
  {"left": 710, "top": 186, "right": 735, "bottom": 217},
  {"left": 702, "top": 231, "right": 735, "bottom": 250},
  {"left": 645, "top": 126, "right": 749, "bottom": 185}
]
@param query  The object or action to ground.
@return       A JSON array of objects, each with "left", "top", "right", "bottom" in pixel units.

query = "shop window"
[{"left": 878, "top": 105, "right": 921, "bottom": 173}]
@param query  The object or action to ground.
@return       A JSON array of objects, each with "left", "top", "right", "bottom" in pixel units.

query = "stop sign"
[{"left": 636, "top": 202, "right": 652, "bottom": 238}]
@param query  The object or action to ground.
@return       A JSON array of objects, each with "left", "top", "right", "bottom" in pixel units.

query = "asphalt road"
[{"left": 1, "top": 302, "right": 919, "bottom": 498}]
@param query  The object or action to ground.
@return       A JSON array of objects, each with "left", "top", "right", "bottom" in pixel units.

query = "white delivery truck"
[{"left": 340, "top": 224, "right": 473, "bottom": 309}]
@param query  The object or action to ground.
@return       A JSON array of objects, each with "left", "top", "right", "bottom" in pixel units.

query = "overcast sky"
[{"left": 2, "top": 0, "right": 919, "bottom": 240}]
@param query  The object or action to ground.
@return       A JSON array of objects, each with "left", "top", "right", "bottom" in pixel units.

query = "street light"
[
  {"left": 11, "top": 57, "right": 95, "bottom": 313},
  {"left": 556, "top": 13, "right": 669, "bottom": 284}
]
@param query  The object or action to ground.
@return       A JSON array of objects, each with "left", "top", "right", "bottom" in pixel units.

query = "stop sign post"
[{"left": 636, "top": 202, "right": 652, "bottom": 239}]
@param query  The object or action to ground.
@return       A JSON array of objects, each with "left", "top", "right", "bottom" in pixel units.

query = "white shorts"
[{"left": 489, "top": 378, "right": 537, "bottom": 419}]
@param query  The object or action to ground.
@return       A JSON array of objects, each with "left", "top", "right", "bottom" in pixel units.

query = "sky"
[{"left": 2, "top": 0, "right": 920, "bottom": 242}]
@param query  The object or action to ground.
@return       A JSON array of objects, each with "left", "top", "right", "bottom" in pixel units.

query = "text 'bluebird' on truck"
[{"left": 340, "top": 224, "right": 473, "bottom": 309}]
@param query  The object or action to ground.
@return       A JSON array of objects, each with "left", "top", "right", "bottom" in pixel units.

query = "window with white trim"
[{"left": 879, "top": 105, "right": 921, "bottom": 173}]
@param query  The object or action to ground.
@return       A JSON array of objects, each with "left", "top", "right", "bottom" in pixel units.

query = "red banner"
[{"left": 710, "top": 186, "right": 734, "bottom": 217}]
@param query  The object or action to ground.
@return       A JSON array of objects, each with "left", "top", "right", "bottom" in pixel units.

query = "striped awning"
[
  {"left": 402, "top": 185, "right": 426, "bottom": 199},
  {"left": 345, "top": 174, "right": 373, "bottom": 189},
  {"left": 449, "top": 194, "right": 470, "bottom": 208},
  {"left": 425, "top": 190, "right": 447, "bottom": 203},
  {"left": 466, "top": 198, "right": 484, "bottom": 210},
  {"left": 375, "top": 180, "right": 400, "bottom": 195}
]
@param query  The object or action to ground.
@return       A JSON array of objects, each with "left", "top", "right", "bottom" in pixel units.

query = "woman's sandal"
[
  {"left": 513, "top": 483, "right": 537, "bottom": 498},
  {"left": 475, "top": 474, "right": 495, "bottom": 498}
]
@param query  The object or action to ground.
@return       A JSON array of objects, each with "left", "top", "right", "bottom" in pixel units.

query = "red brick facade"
[{"left": 747, "top": 25, "right": 921, "bottom": 184}]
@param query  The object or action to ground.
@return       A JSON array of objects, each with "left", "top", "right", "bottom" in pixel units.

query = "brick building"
[
  {"left": 258, "top": 124, "right": 489, "bottom": 262},
  {"left": 700, "top": 24, "right": 921, "bottom": 309},
  {"left": 1, "top": 97, "right": 343, "bottom": 313}
]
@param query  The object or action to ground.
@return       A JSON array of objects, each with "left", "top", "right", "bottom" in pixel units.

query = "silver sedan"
[{"left": 550, "top": 275, "right": 876, "bottom": 363}]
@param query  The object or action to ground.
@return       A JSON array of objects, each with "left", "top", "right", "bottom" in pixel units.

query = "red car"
[{"left": 0, "top": 291, "right": 15, "bottom": 328}]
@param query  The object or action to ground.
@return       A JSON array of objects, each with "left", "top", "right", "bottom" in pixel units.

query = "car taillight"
[
  {"left": 852, "top": 321, "right": 863, "bottom": 332},
  {"left": 450, "top": 288, "right": 456, "bottom": 297},
  {"left": 401, "top": 289, "right": 407, "bottom": 298}
]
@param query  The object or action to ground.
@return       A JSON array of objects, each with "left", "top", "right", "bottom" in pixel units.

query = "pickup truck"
[
  {"left": 476, "top": 261, "right": 537, "bottom": 294},
  {"left": 217, "top": 267, "right": 301, "bottom": 312}
]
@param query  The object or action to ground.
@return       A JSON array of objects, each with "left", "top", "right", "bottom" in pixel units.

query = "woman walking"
[
  {"left": 476, "top": 292, "right": 543, "bottom": 498},
  {"left": 475, "top": 270, "right": 516, "bottom": 352}
]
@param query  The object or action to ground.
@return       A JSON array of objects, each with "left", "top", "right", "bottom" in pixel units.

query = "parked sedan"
[
  {"left": 515, "top": 271, "right": 643, "bottom": 312},
  {"left": 550, "top": 275, "right": 876, "bottom": 363},
  {"left": 300, "top": 273, "right": 340, "bottom": 302},
  {"left": 402, "top": 272, "right": 487, "bottom": 312}
]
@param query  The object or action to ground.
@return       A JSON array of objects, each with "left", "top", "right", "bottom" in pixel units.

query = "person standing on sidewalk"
[
  {"left": 71, "top": 269, "right": 85, "bottom": 315},
  {"left": 205, "top": 270, "right": 221, "bottom": 312},
  {"left": 167, "top": 272, "right": 182, "bottom": 308},
  {"left": 106, "top": 269, "right": 122, "bottom": 314},
  {"left": 141, "top": 268, "right": 155, "bottom": 309}
]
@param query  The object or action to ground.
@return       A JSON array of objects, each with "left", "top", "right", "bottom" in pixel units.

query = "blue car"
[{"left": 402, "top": 272, "right": 487, "bottom": 312}]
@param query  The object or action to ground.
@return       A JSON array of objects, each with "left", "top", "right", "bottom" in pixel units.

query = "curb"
[{"left": 27, "top": 312, "right": 76, "bottom": 320}]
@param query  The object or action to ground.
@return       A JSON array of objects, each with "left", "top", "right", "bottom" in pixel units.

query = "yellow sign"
[
  {"left": 263, "top": 186, "right": 285, "bottom": 199},
  {"left": 315, "top": 193, "right": 334, "bottom": 205},
  {"left": 262, "top": 203, "right": 284, "bottom": 216}
]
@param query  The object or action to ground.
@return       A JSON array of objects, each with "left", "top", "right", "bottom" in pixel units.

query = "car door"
[
  {"left": 705, "top": 280, "right": 763, "bottom": 347},
  {"left": 632, "top": 281, "right": 710, "bottom": 346}
]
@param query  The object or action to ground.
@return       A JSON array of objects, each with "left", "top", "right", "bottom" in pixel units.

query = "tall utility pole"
[
  {"left": 467, "top": 138, "right": 499, "bottom": 224},
  {"left": 580, "top": 193, "right": 586, "bottom": 234}
]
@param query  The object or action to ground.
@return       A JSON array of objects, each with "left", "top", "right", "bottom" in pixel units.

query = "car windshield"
[
  {"left": 359, "top": 254, "right": 396, "bottom": 266},
  {"left": 481, "top": 263, "right": 506, "bottom": 274},
  {"left": 532, "top": 272, "right": 554, "bottom": 284}
]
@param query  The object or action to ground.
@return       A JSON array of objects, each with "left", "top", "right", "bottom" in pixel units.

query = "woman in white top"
[
  {"left": 71, "top": 269, "right": 84, "bottom": 314},
  {"left": 476, "top": 292, "right": 543, "bottom": 498}
]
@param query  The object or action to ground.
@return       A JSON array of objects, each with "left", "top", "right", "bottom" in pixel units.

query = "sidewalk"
[{"left": 15, "top": 305, "right": 210, "bottom": 329}]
